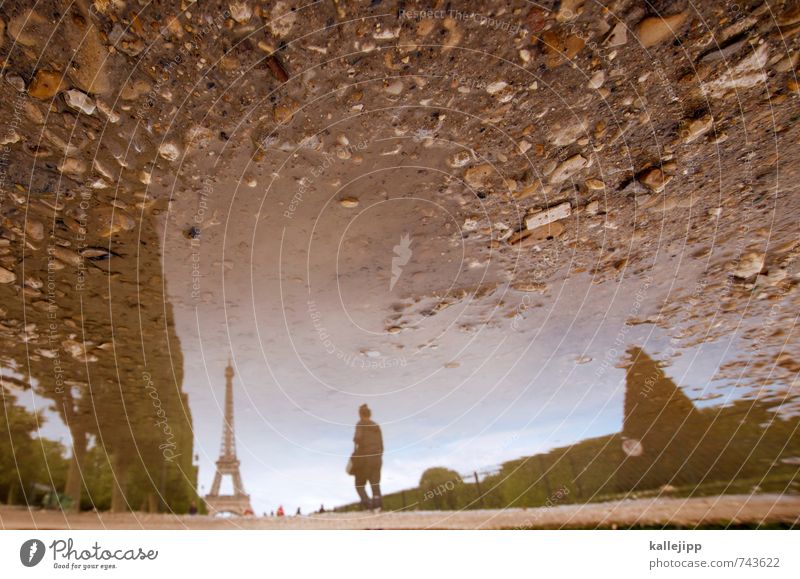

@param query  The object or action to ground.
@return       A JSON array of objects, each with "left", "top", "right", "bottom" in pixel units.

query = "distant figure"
[
  {"left": 352, "top": 404, "right": 383, "bottom": 511},
  {"left": 270, "top": 510, "right": 275, "bottom": 517},
  {"left": 277, "top": 505, "right": 285, "bottom": 517},
  {"left": 188, "top": 501, "right": 197, "bottom": 515},
  {"left": 296, "top": 507, "right": 302, "bottom": 516}
]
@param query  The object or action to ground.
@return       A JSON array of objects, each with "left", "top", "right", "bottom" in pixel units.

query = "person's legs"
[
  {"left": 369, "top": 458, "right": 382, "bottom": 510},
  {"left": 370, "top": 481, "right": 382, "bottom": 510},
  {"left": 354, "top": 473, "right": 370, "bottom": 510}
]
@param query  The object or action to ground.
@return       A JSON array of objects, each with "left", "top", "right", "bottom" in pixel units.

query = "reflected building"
[
  {"left": 204, "top": 361, "right": 253, "bottom": 516},
  {"left": 618, "top": 346, "right": 798, "bottom": 494},
  {"left": 618, "top": 347, "right": 716, "bottom": 491}
]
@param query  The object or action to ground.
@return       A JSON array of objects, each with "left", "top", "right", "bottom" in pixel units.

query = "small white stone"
[
  {"left": 448, "top": 151, "right": 472, "bottom": 168},
  {"left": 373, "top": 27, "right": 398, "bottom": 40},
  {"left": 549, "top": 155, "right": 588, "bottom": 184},
  {"left": 463, "top": 218, "right": 480, "bottom": 232},
  {"left": 526, "top": 202, "right": 572, "bottom": 230},
  {"left": 159, "top": 143, "right": 181, "bottom": 162},
  {"left": 228, "top": 2, "right": 252, "bottom": 23},
  {"left": 93, "top": 159, "right": 114, "bottom": 180},
  {"left": 486, "top": 81, "right": 508, "bottom": 95},
  {"left": 547, "top": 117, "right": 586, "bottom": 147},
  {"left": 65, "top": 90, "right": 96, "bottom": 115},
  {"left": 0, "top": 266, "right": 16, "bottom": 284},
  {"left": 681, "top": 115, "right": 713, "bottom": 144},
  {"left": 605, "top": 22, "right": 628, "bottom": 47},
  {"left": 588, "top": 70, "right": 605, "bottom": 89},
  {"left": 732, "top": 252, "right": 764, "bottom": 279},
  {"left": 384, "top": 80, "right": 404, "bottom": 95},
  {"left": 0, "top": 130, "right": 21, "bottom": 145},
  {"left": 96, "top": 99, "right": 120, "bottom": 123},
  {"left": 58, "top": 158, "right": 87, "bottom": 175}
]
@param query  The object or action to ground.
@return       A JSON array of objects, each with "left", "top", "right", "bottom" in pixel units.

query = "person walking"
[{"left": 351, "top": 404, "right": 383, "bottom": 511}]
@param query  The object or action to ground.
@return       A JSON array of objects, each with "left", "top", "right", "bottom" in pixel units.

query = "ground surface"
[
  {"left": 2, "top": 0, "right": 800, "bottom": 521},
  {"left": 2, "top": 494, "right": 798, "bottom": 530}
]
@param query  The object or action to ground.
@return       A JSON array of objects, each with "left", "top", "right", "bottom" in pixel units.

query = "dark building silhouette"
[{"left": 619, "top": 347, "right": 715, "bottom": 491}]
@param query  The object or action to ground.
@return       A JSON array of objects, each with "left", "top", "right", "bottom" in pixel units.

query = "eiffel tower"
[{"left": 204, "top": 360, "right": 253, "bottom": 515}]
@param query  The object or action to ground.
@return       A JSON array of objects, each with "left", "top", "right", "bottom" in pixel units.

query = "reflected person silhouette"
[{"left": 352, "top": 404, "right": 383, "bottom": 511}]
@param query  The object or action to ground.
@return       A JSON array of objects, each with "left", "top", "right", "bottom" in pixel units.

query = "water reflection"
[
  {"left": 336, "top": 347, "right": 800, "bottom": 511},
  {"left": 1, "top": 0, "right": 798, "bottom": 532}
]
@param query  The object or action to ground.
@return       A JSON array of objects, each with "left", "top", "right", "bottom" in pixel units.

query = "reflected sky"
[
  {"left": 12, "top": 119, "right": 796, "bottom": 516},
  {"left": 172, "top": 266, "right": 752, "bottom": 514},
  {"left": 20, "top": 144, "right": 792, "bottom": 515},
  {"left": 3, "top": 0, "right": 800, "bottom": 523}
]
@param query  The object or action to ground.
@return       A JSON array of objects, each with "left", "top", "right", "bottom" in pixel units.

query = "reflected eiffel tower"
[{"left": 204, "top": 360, "right": 252, "bottom": 515}]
